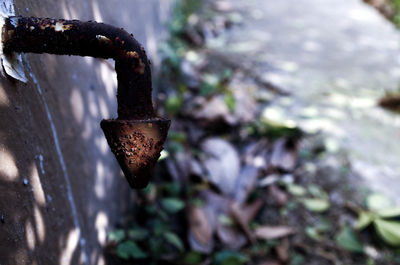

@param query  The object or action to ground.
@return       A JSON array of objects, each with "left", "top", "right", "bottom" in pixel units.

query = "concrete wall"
[{"left": 0, "top": 0, "right": 172, "bottom": 264}]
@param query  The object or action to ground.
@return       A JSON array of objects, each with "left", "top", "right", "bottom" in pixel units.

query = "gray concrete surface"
[
  {"left": 211, "top": 0, "right": 400, "bottom": 201},
  {"left": 0, "top": 0, "right": 172, "bottom": 264}
]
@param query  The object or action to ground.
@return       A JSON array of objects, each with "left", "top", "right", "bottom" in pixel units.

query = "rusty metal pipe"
[{"left": 2, "top": 16, "right": 170, "bottom": 189}]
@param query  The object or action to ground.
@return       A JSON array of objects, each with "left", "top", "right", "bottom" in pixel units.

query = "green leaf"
[
  {"left": 161, "top": 182, "right": 182, "bottom": 197},
  {"left": 367, "top": 193, "right": 392, "bottom": 212},
  {"left": 159, "top": 42, "right": 181, "bottom": 67},
  {"left": 108, "top": 229, "right": 125, "bottom": 243},
  {"left": 218, "top": 214, "right": 234, "bottom": 226},
  {"left": 143, "top": 183, "right": 154, "bottom": 195},
  {"left": 213, "top": 250, "right": 249, "bottom": 265},
  {"left": 167, "top": 141, "right": 184, "bottom": 154},
  {"left": 220, "top": 68, "right": 233, "bottom": 81},
  {"left": 374, "top": 219, "right": 400, "bottom": 246},
  {"left": 152, "top": 219, "right": 168, "bottom": 236},
  {"left": 183, "top": 251, "right": 203, "bottom": 265},
  {"left": 366, "top": 257, "right": 375, "bottom": 265},
  {"left": 317, "top": 217, "right": 332, "bottom": 232},
  {"left": 161, "top": 198, "right": 185, "bottom": 213},
  {"left": 128, "top": 228, "right": 149, "bottom": 240},
  {"left": 145, "top": 205, "right": 157, "bottom": 214},
  {"left": 377, "top": 207, "right": 400, "bottom": 218},
  {"left": 264, "top": 239, "right": 280, "bottom": 247},
  {"left": 290, "top": 253, "right": 305, "bottom": 265},
  {"left": 149, "top": 237, "right": 165, "bottom": 257},
  {"left": 335, "top": 226, "right": 364, "bottom": 253},
  {"left": 190, "top": 198, "right": 204, "bottom": 207},
  {"left": 168, "top": 131, "right": 187, "bottom": 143},
  {"left": 166, "top": 94, "right": 183, "bottom": 115},
  {"left": 157, "top": 208, "right": 169, "bottom": 221},
  {"left": 287, "top": 184, "right": 306, "bottom": 196},
  {"left": 252, "top": 112, "right": 303, "bottom": 139},
  {"left": 302, "top": 198, "right": 330, "bottom": 213},
  {"left": 307, "top": 184, "right": 328, "bottom": 198},
  {"left": 199, "top": 73, "right": 221, "bottom": 97},
  {"left": 224, "top": 93, "right": 236, "bottom": 112},
  {"left": 164, "top": 231, "right": 184, "bottom": 252},
  {"left": 305, "top": 226, "right": 321, "bottom": 241},
  {"left": 202, "top": 73, "right": 220, "bottom": 86},
  {"left": 356, "top": 211, "right": 375, "bottom": 230},
  {"left": 116, "top": 240, "right": 148, "bottom": 259},
  {"left": 199, "top": 83, "right": 217, "bottom": 97}
]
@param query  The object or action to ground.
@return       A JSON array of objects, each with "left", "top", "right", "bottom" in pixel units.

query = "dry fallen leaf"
[
  {"left": 254, "top": 225, "right": 295, "bottom": 240},
  {"left": 275, "top": 238, "right": 289, "bottom": 262},
  {"left": 379, "top": 94, "right": 400, "bottom": 112},
  {"left": 200, "top": 138, "right": 240, "bottom": 197},
  {"left": 233, "top": 165, "right": 260, "bottom": 204},
  {"left": 231, "top": 202, "right": 257, "bottom": 243},
  {"left": 229, "top": 199, "right": 264, "bottom": 244},
  {"left": 188, "top": 205, "right": 214, "bottom": 253},
  {"left": 239, "top": 199, "right": 264, "bottom": 224},
  {"left": 191, "top": 190, "right": 242, "bottom": 251},
  {"left": 268, "top": 185, "right": 288, "bottom": 207},
  {"left": 216, "top": 224, "right": 247, "bottom": 249},
  {"left": 270, "top": 138, "right": 299, "bottom": 171},
  {"left": 201, "top": 190, "right": 232, "bottom": 213}
]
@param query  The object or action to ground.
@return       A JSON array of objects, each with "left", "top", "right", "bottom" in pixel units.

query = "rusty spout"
[{"left": 2, "top": 16, "right": 170, "bottom": 189}]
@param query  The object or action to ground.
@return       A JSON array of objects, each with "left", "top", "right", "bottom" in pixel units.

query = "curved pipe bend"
[{"left": 2, "top": 16, "right": 170, "bottom": 189}]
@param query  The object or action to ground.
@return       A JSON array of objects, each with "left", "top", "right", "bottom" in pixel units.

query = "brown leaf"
[
  {"left": 201, "top": 190, "right": 232, "bottom": 214},
  {"left": 188, "top": 205, "right": 214, "bottom": 253},
  {"left": 268, "top": 185, "right": 288, "bottom": 207},
  {"left": 233, "top": 165, "right": 260, "bottom": 204},
  {"left": 188, "top": 190, "right": 235, "bottom": 252},
  {"left": 197, "top": 191, "right": 248, "bottom": 249},
  {"left": 231, "top": 202, "right": 256, "bottom": 244},
  {"left": 270, "top": 138, "right": 299, "bottom": 171},
  {"left": 379, "top": 94, "right": 400, "bottom": 112},
  {"left": 200, "top": 138, "right": 240, "bottom": 196},
  {"left": 216, "top": 224, "right": 247, "bottom": 249},
  {"left": 240, "top": 199, "right": 264, "bottom": 224},
  {"left": 227, "top": 199, "right": 264, "bottom": 246},
  {"left": 193, "top": 96, "right": 231, "bottom": 123},
  {"left": 254, "top": 226, "right": 295, "bottom": 240},
  {"left": 275, "top": 238, "right": 289, "bottom": 262}
]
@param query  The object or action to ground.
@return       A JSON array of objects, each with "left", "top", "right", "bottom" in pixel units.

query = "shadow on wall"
[{"left": 0, "top": 0, "right": 172, "bottom": 264}]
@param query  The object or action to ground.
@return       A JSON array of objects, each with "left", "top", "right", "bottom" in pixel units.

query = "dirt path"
[{"left": 211, "top": 0, "right": 400, "bottom": 202}]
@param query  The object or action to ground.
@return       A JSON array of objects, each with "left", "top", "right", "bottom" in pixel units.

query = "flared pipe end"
[{"left": 100, "top": 118, "right": 170, "bottom": 189}]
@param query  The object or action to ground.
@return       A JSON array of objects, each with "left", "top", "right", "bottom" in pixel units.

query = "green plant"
[
  {"left": 212, "top": 250, "right": 249, "bottom": 265},
  {"left": 392, "top": 0, "right": 400, "bottom": 25},
  {"left": 107, "top": 180, "right": 188, "bottom": 261},
  {"left": 356, "top": 193, "right": 400, "bottom": 246},
  {"left": 336, "top": 226, "right": 365, "bottom": 253}
]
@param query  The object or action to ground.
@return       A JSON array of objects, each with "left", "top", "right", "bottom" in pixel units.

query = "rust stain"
[{"left": 126, "top": 51, "right": 139, "bottom": 59}]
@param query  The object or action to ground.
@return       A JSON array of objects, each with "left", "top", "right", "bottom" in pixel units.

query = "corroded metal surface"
[
  {"left": 2, "top": 16, "right": 170, "bottom": 189},
  {"left": 101, "top": 119, "right": 170, "bottom": 188},
  {"left": 2, "top": 16, "right": 154, "bottom": 119}
]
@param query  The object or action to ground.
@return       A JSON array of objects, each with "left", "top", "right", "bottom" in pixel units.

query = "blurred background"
[{"left": 1, "top": 0, "right": 400, "bottom": 264}]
